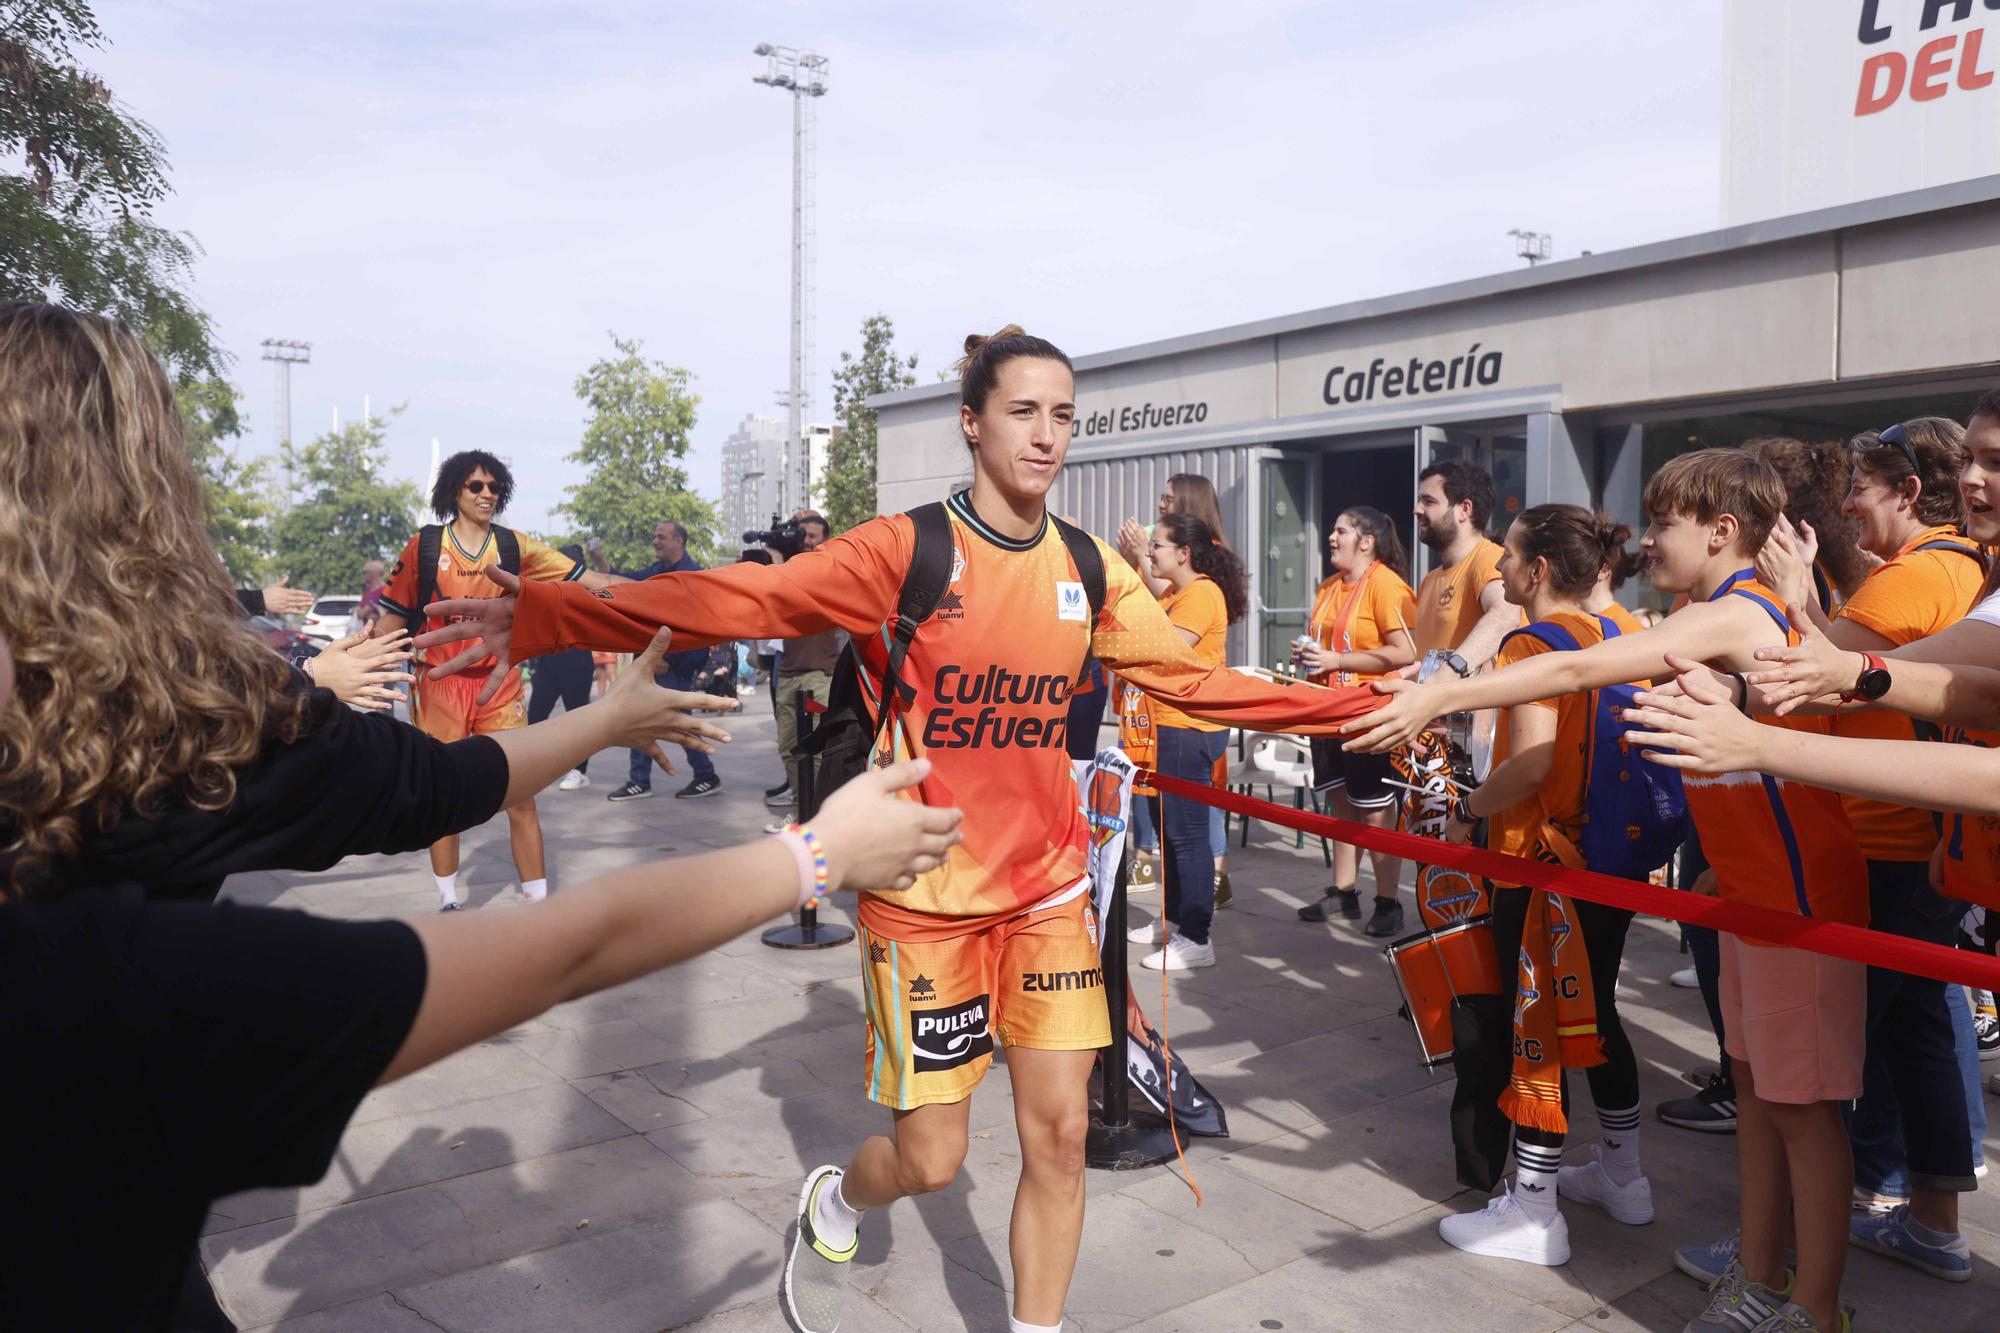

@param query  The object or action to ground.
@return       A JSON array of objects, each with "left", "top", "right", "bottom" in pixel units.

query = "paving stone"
[{"left": 246, "top": 1291, "right": 444, "bottom": 1331}]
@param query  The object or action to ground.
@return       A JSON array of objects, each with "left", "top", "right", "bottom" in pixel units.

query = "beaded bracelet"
[{"left": 780, "top": 823, "right": 831, "bottom": 908}]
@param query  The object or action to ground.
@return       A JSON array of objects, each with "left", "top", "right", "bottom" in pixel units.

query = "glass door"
[{"left": 1255, "top": 452, "right": 1317, "bottom": 673}]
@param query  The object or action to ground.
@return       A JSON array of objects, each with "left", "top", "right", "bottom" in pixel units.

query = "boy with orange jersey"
[{"left": 1345, "top": 449, "right": 1867, "bottom": 1333}]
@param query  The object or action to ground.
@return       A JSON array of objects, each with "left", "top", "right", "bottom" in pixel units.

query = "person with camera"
[
  {"left": 601, "top": 519, "right": 723, "bottom": 801},
  {"left": 756, "top": 511, "right": 843, "bottom": 832}
]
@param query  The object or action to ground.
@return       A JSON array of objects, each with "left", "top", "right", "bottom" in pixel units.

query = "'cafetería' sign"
[{"left": 1321, "top": 344, "right": 1503, "bottom": 406}]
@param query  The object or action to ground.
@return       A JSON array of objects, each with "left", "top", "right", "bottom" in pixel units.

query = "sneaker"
[
  {"left": 1670, "top": 965, "right": 1699, "bottom": 989},
  {"left": 765, "top": 820, "right": 792, "bottom": 835},
  {"left": 1362, "top": 897, "right": 1405, "bottom": 938},
  {"left": 1849, "top": 1202, "right": 1972, "bottom": 1282},
  {"left": 1682, "top": 1260, "right": 1790, "bottom": 1330},
  {"left": 1298, "top": 888, "right": 1361, "bottom": 923},
  {"left": 1675, "top": 1233, "right": 1798, "bottom": 1286},
  {"left": 607, "top": 782, "right": 653, "bottom": 802},
  {"left": 438, "top": 901, "right": 463, "bottom": 913},
  {"left": 1142, "top": 934, "right": 1215, "bottom": 970},
  {"left": 780, "top": 1165, "right": 856, "bottom": 1333},
  {"left": 1743, "top": 1303, "right": 1851, "bottom": 1332},
  {"left": 1130, "top": 853, "right": 1159, "bottom": 889},
  {"left": 764, "top": 779, "right": 792, "bottom": 806},
  {"left": 1128, "top": 918, "right": 1171, "bottom": 946},
  {"left": 676, "top": 775, "right": 721, "bottom": 798},
  {"left": 1852, "top": 1188, "right": 1903, "bottom": 1217},
  {"left": 1213, "top": 871, "right": 1233, "bottom": 910},
  {"left": 1437, "top": 1186, "right": 1570, "bottom": 1266},
  {"left": 1658, "top": 1072, "right": 1738, "bottom": 1133},
  {"left": 1976, "top": 1011, "right": 2000, "bottom": 1062},
  {"left": 557, "top": 770, "right": 590, "bottom": 791},
  {"left": 1556, "top": 1146, "right": 1654, "bottom": 1224}
]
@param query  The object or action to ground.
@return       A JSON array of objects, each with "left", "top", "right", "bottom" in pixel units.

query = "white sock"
[
  {"left": 522, "top": 878, "right": 548, "bottom": 903},
  {"left": 1596, "top": 1104, "right": 1642, "bottom": 1184},
  {"left": 1009, "top": 1319, "right": 1062, "bottom": 1333},
  {"left": 811, "top": 1171, "right": 862, "bottom": 1250},
  {"left": 1512, "top": 1140, "right": 1562, "bottom": 1226},
  {"left": 434, "top": 873, "right": 459, "bottom": 907}
]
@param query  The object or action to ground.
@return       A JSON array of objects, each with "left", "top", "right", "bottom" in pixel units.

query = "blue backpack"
[{"left": 1503, "top": 615, "right": 1689, "bottom": 880}]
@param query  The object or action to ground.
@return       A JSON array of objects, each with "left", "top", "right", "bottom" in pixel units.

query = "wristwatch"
[
  {"left": 1844, "top": 652, "right": 1891, "bottom": 702},
  {"left": 1439, "top": 650, "right": 1473, "bottom": 680}
]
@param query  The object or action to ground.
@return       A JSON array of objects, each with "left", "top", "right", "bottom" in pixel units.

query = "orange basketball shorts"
[
  {"left": 858, "top": 893, "right": 1111, "bottom": 1110},
  {"left": 412, "top": 667, "right": 526, "bottom": 743}
]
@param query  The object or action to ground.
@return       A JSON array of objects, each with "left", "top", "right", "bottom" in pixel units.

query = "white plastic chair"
[{"left": 1226, "top": 732, "right": 1332, "bottom": 865}]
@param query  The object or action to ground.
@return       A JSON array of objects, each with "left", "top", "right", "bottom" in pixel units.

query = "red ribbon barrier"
[{"left": 1145, "top": 770, "right": 2000, "bottom": 992}]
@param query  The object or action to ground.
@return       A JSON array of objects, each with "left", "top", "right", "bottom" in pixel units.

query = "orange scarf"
[{"left": 1499, "top": 826, "right": 1603, "bottom": 1135}]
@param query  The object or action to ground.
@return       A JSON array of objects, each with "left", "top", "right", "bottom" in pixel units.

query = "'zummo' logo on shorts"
[
  {"left": 910, "top": 994, "right": 994, "bottom": 1073},
  {"left": 1021, "top": 967, "right": 1103, "bottom": 993}
]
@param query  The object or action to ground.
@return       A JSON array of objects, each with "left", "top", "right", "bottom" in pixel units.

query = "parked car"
[
  {"left": 299, "top": 594, "right": 362, "bottom": 643},
  {"left": 247, "top": 615, "right": 321, "bottom": 662}
]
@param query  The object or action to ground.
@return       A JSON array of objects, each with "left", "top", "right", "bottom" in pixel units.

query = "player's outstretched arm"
[
  {"left": 1627, "top": 654, "right": 2000, "bottom": 818},
  {"left": 382, "top": 760, "right": 963, "bottom": 1084}
]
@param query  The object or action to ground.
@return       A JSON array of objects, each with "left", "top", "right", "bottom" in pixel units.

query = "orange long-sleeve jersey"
[{"left": 513, "top": 492, "right": 1382, "bottom": 938}]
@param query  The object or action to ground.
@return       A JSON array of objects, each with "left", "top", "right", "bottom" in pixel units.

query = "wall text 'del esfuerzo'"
[{"left": 1322, "top": 345, "right": 1503, "bottom": 405}]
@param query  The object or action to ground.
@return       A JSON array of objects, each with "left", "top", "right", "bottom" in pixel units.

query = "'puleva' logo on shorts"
[{"left": 910, "top": 994, "right": 993, "bottom": 1073}]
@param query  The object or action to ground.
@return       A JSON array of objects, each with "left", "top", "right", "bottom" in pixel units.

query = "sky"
[{"left": 92, "top": 0, "right": 1726, "bottom": 535}]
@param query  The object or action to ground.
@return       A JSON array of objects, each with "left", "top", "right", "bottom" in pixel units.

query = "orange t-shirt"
[
  {"left": 1414, "top": 537, "right": 1505, "bottom": 657},
  {"left": 1485, "top": 610, "right": 1604, "bottom": 869},
  {"left": 1827, "top": 526, "right": 1986, "bottom": 862},
  {"left": 1152, "top": 577, "right": 1230, "bottom": 733},
  {"left": 381, "top": 524, "right": 581, "bottom": 674},
  {"left": 1677, "top": 572, "right": 1868, "bottom": 933},
  {"left": 509, "top": 489, "right": 1382, "bottom": 935},
  {"left": 1306, "top": 561, "right": 1416, "bottom": 687}
]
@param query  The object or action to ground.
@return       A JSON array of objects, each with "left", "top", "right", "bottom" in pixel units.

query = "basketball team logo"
[
  {"left": 1086, "top": 766, "right": 1128, "bottom": 848},
  {"left": 1513, "top": 950, "right": 1540, "bottom": 1036},
  {"left": 1416, "top": 866, "right": 1487, "bottom": 926},
  {"left": 950, "top": 543, "right": 965, "bottom": 584}
]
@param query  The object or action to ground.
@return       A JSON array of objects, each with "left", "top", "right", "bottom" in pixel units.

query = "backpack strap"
[
  {"left": 876, "top": 502, "right": 953, "bottom": 729},
  {"left": 1501, "top": 621, "right": 1582, "bottom": 655},
  {"left": 1595, "top": 613, "right": 1622, "bottom": 643},
  {"left": 1727, "top": 587, "right": 1789, "bottom": 633},
  {"left": 494, "top": 525, "right": 521, "bottom": 577},
  {"left": 416, "top": 524, "right": 443, "bottom": 621},
  {"left": 1050, "top": 515, "right": 1108, "bottom": 684},
  {"left": 1912, "top": 537, "right": 1990, "bottom": 574}
]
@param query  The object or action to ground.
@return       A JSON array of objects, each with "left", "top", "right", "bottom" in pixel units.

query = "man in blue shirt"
[{"left": 604, "top": 520, "right": 721, "bottom": 800}]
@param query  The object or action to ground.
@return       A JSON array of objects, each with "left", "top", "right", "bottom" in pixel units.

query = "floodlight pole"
[{"left": 752, "top": 44, "right": 829, "bottom": 514}]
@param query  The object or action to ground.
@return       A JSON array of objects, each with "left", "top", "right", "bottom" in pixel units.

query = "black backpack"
[
  {"left": 800, "top": 502, "right": 1107, "bottom": 808},
  {"left": 416, "top": 523, "right": 521, "bottom": 617}
]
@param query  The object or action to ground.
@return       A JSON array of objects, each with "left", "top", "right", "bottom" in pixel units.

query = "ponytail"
[
  {"left": 1157, "top": 512, "right": 1248, "bottom": 624},
  {"left": 1594, "top": 512, "right": 1644, "bottom": 592},
  {"left": 1339, "top": 506, "right": 1407, "bottom": 580}
]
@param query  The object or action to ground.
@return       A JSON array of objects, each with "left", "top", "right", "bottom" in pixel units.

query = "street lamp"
[
  {"left": 752, "top": 43, "right": 829, "bottom": 514},
  {"left": 1507, "top": 228, "right": 1552, "bottom": 266}
]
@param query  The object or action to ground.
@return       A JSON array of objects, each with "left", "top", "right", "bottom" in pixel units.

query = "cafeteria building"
[{"left": 868, "top": 176, "right": 2000, "bottom": 669}]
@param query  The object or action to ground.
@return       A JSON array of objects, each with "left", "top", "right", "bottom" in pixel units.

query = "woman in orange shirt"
[
  {"left": 1128, "top": 513, "right": 1248, "bottom": 970},
  {"left": 1295, "top": 508, "right": 1418, "bottom": 934}
]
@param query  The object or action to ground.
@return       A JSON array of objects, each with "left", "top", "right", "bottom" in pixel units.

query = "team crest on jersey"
[
  {"left": 1056, "top": 581, "right": 1088, "bottom": 622},
  {"left": 1082, "top": 904, "right": 1099, "bottom": 949},
  {"left": 437, "top": 553, "right": 452, "bottom": 573},
  {"left": 950, "top": 543, "right": 965, "bottom": 584}
]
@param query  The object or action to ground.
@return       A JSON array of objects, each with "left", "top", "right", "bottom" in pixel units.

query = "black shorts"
[{"left": 1310, "top": 738, "right": 1398, "bottom": 810}]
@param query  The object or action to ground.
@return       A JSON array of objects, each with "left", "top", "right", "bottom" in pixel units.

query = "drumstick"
[{"left": 1381, "top": 775, "right": 1471, "bottom": 798}]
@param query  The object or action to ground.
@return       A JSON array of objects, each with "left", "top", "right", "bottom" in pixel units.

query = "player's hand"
[
  {"left": 1622, "top": 656, "right": 1768, "bottom": 775},
  {"left": 307, "top": 630, "right": 414, "bottom": 710},
  {"left": 1338, "top": 677, "right": 1443, "bottom": 754},
  {"left": 414, "top": 566, "right": 521, "bottom": 703},
  {"left": 1742, "top": 606, "right": 1863, "bottom": 714},
  {"left": 262, "top": 576, "right": 316, "bottom": 616},
  {"left": 608, "top": 628, "right": 737, "bottom": 773},
  {"left": 810, "top": 760, "right": 964, "bottom": 893}
]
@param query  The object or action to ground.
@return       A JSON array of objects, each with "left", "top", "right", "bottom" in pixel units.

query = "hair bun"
[{"left": 954, "top": 324, "right": 1029, "bottom": 376}]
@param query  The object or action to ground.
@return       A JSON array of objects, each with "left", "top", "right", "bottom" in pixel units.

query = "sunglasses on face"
[
  {"left": 1876, "top": 423, "right": 1920, "bottom": 477},
  {"left": 463, "top": 480, "right": 499, "bottom": 495}
]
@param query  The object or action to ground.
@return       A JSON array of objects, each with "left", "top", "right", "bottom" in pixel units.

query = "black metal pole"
[
  {"left": 1086, "top": 789, "right": 1180, "bottom": 1170},
  {"left": 762, "top": 686, "right": 854, "bottom": 950}
]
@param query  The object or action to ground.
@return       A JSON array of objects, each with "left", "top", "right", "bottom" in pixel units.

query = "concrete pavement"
[{"left": 203, "top": 706, "right": 2000, "bottom": 1330}]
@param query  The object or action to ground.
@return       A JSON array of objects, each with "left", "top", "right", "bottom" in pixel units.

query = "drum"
[{"left": 1382, "top": 916, "right": 1501, "bottom": 1069}]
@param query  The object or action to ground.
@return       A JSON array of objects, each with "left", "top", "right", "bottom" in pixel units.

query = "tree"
[
  {"left": 175, "top": 374, "right": 271, "bottom": 584},
  {"left": 267, "top": 414, "right": 421, "bottom": 596},
  {"left": 822, "top": 313, "right": 918, "bottom": 533},
  {"left": 553, "top": 333, "right": 718, "bottom": 571},
  {"left": 1, "top": 1, "right": 221, "bottom": 379}
]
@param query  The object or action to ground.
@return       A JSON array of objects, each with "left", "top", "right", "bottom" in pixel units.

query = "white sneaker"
[
  {"left": 1669, "top": 965, "right": 1698, "bottom": 989},
  {"left": 1438, "top": 1186, "right": 1571, "bottom": 1266},
  {"left": 1127, "top": 918, "right": 1171, "bottom": 945},
  {"left": 1142, "top": 935, "right": 1215, "bottom": 970},
  {"left": 557, "top": 770, "right": 590, "bottom": 791},
  {"left": 1556, "top": 1147, "right": 1654, "bottom": 1224}
]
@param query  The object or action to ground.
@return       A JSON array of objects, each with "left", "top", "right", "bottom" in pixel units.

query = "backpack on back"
[
  {"left": 415, "top": 523, "right": 521, "bottom": 622},
  {"left": 800, "top": 502, "right": 1106, "bottom": 812},
  {"left": 1503, "top": 615, "right": 1688, "bottom": 880}
]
